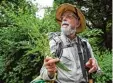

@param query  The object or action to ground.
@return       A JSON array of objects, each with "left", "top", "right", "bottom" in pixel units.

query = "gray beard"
[{"left": 61, "top": 24, "right": 76, "bottom": 36}]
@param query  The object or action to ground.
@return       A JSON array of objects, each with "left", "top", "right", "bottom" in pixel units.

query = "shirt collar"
[{"left": 61, "top": 33, "right": 78, "bottom": 44}]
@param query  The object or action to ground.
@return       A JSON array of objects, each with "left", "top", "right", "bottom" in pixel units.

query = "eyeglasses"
[{"left": 61, "top": 13, "right": 79, "bottom": 21}]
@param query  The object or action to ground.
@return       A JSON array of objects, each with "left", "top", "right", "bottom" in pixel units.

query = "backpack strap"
[
  {"left": 81, "top": 39, "right": 93, "bottom": 83},
  {"left": 55, "top": 41, "right": 63, "bottom": 59},
  {"left": 76, "top": 37, "right": 88, "bottom": 82},
  {"left": 48, "top": 32, "right": 64, "bottom": 59},
  {"left": 77, "top": 36, "right": 93, "bottom": 83}
]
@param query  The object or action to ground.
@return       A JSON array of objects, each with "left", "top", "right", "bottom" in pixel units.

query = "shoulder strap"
[
  {"left": 81, "top": 40, "right": 91, "bottom": 62},
  {"left": 55, "top": 41, "right": 63, "bottom": 59},
  {"left": 81, "top": 39, "right": 93, "bottom": 83},
  {"left": 77, "top": 36, "right": 93, "bottom": 83},
  {"left": 76, "top": 37, "right": 88, "bottom": 82},
  {"left": 48, "top": 32, "right": 63, "bottom": 59}
]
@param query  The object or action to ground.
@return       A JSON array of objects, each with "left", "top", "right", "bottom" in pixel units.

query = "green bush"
[{"left": 94, "top": 50, "right": 112, "bottom": 83}]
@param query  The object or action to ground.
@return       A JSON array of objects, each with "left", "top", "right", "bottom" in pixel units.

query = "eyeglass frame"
[{"left": 61, "top": 12, "right": 80, "bottom": 21}]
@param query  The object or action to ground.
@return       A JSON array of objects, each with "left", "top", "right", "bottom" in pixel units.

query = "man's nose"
[{"left": 62, "top": 16, "right": 67, "bottom": 21}]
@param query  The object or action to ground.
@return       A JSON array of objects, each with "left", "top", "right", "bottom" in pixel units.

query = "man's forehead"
[{"left": 62, "top": 11, "right": 74, "bottom": 15}]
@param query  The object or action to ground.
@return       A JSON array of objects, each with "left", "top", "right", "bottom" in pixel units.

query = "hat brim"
[{"left": 56, "top": 3, "right": 86, "bottom": 33}]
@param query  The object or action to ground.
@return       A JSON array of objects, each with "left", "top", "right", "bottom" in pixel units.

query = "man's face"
[
  {"left": 61, "top": 11, "right": 80, "bottom": 29},
  {"left": 61, "top": 11, "right": 80, "bottom": 35}
]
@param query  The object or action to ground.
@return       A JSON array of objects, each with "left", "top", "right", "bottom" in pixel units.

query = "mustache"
[{"left": 61, "top": 21, "right": 69, "bottom": 26}]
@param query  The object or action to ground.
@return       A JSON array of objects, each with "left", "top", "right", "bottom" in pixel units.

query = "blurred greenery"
[
  {"left": 0, "top": 0, "right": 112, "bottom": 83},
  {"left": 94, "top": 50, "right": 112, "bottom": 83}
]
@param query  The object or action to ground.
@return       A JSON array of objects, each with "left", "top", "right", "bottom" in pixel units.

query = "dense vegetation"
[{"left": 0, "top": 0, "right": 112, "bottom": 83}]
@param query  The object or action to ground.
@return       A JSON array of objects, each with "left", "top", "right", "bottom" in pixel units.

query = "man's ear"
[{"left": 76, "top": 20, "right": 81, "bottom": 28}]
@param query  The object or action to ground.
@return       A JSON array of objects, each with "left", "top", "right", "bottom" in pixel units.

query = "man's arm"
[
  {"left": 85, "top": 41, "right": 101, "bottom": 74},
  {"left": 40, "top": 39, "right": 59, "bottom": 80}
]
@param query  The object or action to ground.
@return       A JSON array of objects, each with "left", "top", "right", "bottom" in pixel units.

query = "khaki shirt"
[{"left": 40, "top": 33, "right": 100, "bottom": 83}]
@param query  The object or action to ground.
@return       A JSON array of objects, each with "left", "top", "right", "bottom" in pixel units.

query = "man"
[{"left": 40, "top": 3, "right": 100, "bottom": 83}]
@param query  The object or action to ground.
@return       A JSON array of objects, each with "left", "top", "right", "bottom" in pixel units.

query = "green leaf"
[
  {"left": 50, "top": 54, "right": 71, "bottom": 71},
  {"left": 56, "top": 61, "right": 70, "bottom": 71}
]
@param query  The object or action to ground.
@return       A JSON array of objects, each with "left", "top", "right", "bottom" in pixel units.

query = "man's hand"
[
  {"left": 44, "top": 57, "right": 59, "bottom": 78},
  {"left": 85, "top": 58, "right": 98, "bottom": 73}
]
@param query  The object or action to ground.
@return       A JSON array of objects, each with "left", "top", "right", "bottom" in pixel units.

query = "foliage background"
[{"left": 0, "top": 0, "right": 112, "bottom": 83}]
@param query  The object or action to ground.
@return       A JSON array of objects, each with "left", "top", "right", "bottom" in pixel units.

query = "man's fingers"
[
  {"left": 46, "top": 64, "right": 56, "bottom": 69},
  {"left": 48, "top": 68, "right": 56, "bottom": 72},
  {"left": 44, "top": 57, "right": 53, "bottom": 62},
  {"left": 86, "top": 58, "right": 92, "bottom": 68},
  {"left": 44, "top": 57, "right": 59, "bottom": 77},
  {"left": 86, "top": 58, "right": 96, "bottom": 68},
  {"left": 88, "top": 66, "right": 97, "bottom": 73},
  {"left": 45, "top": 58, "right": 59, "bottom": 65},
  {"left": 85, "top": 61, "right": 90, "bottom": 67},
  {"left": 92, "top": 59, "right": 96, "bottom": 66}
]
